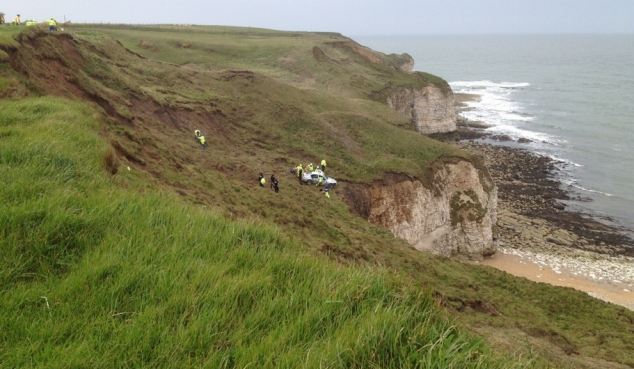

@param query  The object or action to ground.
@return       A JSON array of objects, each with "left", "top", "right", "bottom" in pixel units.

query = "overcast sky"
[{"left": 4, "top": 0, "right": 634, "bottom": 35}]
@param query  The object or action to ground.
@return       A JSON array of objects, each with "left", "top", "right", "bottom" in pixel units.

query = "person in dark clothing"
[
  {"left": 322, "top": 182, "right": 333, "bottom": 198},
  {"left": 271, "top": 175, "right": 280, "bottom": 193}
]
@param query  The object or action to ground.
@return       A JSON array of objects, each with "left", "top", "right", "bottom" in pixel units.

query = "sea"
[{"left": 356, "top": 34, "right": 634, "bottom": 232}]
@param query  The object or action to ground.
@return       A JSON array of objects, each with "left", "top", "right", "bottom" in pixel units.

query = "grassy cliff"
[
  {"left": 1, "top": 25, "right": 633, "bottom": 368},
  {"left": 0, "top": 96, "right": 524, "bottom": 369}
]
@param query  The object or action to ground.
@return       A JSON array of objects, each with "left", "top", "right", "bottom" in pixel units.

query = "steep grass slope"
[
  {"left": 74, "top": 24, "right": 448, "bottom": 99},
  {"left": 0, "top": 97, "right": 530, "bottom": 368},
  {"left": 1, "top": 26, "right": 633, "bottom": 368}
]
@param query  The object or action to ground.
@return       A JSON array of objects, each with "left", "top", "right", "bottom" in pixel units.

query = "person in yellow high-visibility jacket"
[
  {"left": 315, "top": 175, "right": 323, "bottom": 187},
  {"left": 323, "top": 182, "right": 332, "bottom": 198},
  {"left": 48, "top": 17, "right": 58, "bottom": 32},
  {"left": 12, "top": 14, "right": 21, "bottom": 25},
  {"left": 296, "top": 164, "right": 304, "bottom": 184},
  {"left": 320, "top": 159, "right": 327, "bottom": 172},
  {"left": 258, "top": 173, "right": 266, "bottom": 187},
  {"left": 194, "top": 130, "right": 207, "bottom": 149}
]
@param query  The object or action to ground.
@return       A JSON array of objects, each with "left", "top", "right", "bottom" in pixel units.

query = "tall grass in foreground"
[{"left": 0, "top": 97, "right": 533, "bottom": 368}]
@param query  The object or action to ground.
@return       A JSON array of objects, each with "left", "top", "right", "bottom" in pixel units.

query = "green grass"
[
  {"left": 0, "top": 97, "right": 533, "bottom": 368},
  {"left": 0, "top": 26, "right": 31, "bottom": 97},
  {"left": 0, "top": 26, "right": 21, "bottom": 48},
  {"left": 69, "top": 24, "right": 446, "bottom": 99},
  {"left": 1, "top": 26, "right": 633, "bottom": 369}
]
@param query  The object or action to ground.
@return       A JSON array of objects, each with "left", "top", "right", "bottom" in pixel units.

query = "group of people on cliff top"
[
  {"left": 193, "top": 129, "right": 333, "bottom": 198},
  {"left": 1, "top": 13, "right": 59, "bottom": 31}
]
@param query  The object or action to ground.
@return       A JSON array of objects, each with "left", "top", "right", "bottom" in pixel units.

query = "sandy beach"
[
  {"left": 439, "top": 94, "right": 634, "bottom": 310},
  {"left": 479, "top": 251, "right": 634, "bottom": 310}
]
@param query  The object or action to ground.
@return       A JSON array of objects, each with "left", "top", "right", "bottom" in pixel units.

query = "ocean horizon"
[{"left": 357, "top": 34, "right": 634, "bottom": 232}]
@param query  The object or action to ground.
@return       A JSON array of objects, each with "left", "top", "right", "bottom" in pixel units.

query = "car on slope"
[{"left": 302, "top": 169, "right": 337, "bottom": 187}]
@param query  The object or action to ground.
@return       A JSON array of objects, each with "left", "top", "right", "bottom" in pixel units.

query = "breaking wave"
[
  {"left": 561, "top": 179, "right": 614, "bottom": 197},
  {"left": 452, "top": 80, "right": 531, "bottom": 89},
  {"left": 450, "top": 80, "right": 561, "bottom": 145},
  {"left": 449, "top": 80, "right": 624, "bottom": 203},
  {"left": 539, "top": 153, "right": 584, "bottom": 168}
]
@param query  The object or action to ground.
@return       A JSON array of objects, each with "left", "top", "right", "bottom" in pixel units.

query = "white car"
[{"left": 302, "top": 169, "right": 337, "bottom": 187}]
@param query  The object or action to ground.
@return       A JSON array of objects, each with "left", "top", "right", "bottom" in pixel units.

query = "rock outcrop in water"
[
  {"left": 345, "top": 159, "right": 497, "bottom": 259},
  {"left": 387, "top": 85, "right": 457, "bottom": 134}
]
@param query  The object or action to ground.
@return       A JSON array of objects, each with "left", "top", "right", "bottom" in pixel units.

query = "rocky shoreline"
[
  {"left": 469, "top": 141, "right": 634, "bottom": 291},
  {"left": 432, "top": 96, "right": 634, "bottom": 289},
  {"left": 467, "top": 142, "right": 634, "bottom": 257}
]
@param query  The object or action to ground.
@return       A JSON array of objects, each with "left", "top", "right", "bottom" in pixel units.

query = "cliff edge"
[
  {"left": 2, "top": 26, "right": 632, "bottom": 369},
  {"left": 345, "top": 159, "right": 497, "bottom": 260},
  {"left": 383, "top": 54, "right": 458, "bottom": 134},
  {"left": 387, "top": 85, "right": 457, "bottom": 134}
]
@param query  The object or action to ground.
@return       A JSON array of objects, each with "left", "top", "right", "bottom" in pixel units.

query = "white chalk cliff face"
[
  {"left": 397, "top": 55, "right": 415, "bottom": 73},
  {"left": 387, "top": 86, "right": 457, "bottom": 134},
  {"left": 345, "top": 160, "right": 497, "bottom": 259}
]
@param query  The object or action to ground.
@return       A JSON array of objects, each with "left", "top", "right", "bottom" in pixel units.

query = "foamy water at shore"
[
  {"left": 450, "top": 80, "right": 555, "bottom": 144},
  {"left": 450, "top": 80, "right": 623, "bottom": 204},
  {"left": 357, "top": 34, "right": 634, "bottom": 232},
  {"left": 357, "top": 35, "right": 634, "bottom": 303}
]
